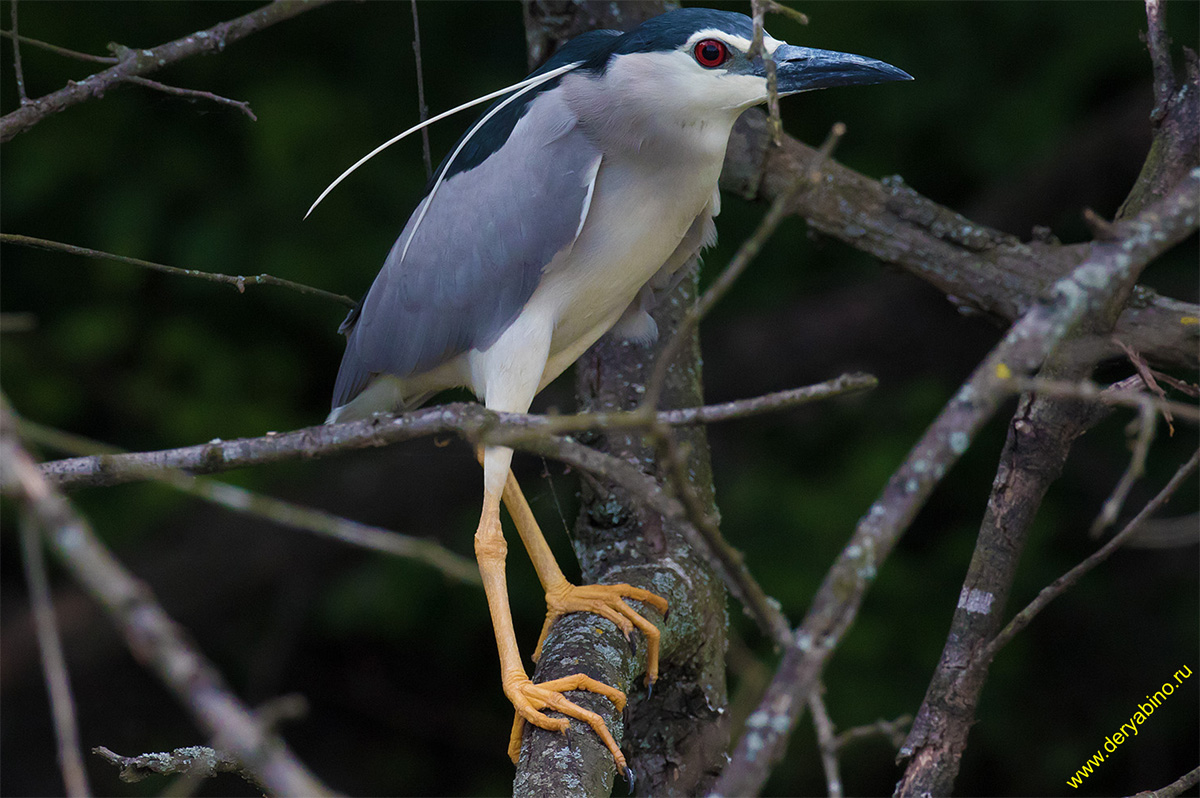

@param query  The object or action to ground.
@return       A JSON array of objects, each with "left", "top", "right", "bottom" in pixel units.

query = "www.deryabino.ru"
[{"left": 1066, "top": 664, "right": 1193, "bottom": 789}]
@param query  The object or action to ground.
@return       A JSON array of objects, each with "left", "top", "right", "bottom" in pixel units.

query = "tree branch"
[
  {"left": 38, "top": 378, "right": 874, "bottom": 491},
  {"left": 721, "top": 110, "right": 1199, "bottom": 371},
  {"left": 93, "top": 744, "right": 242, "bottom": 785},
  {"left": 1130, "top": 765, "right": 1200, "bottom": 798},
  {"left": 0, "top": 401, "right": 338, "bottom": 798},
  {"left": 713, "top": 168, "right": 1199, "bottom": 797},
  {"left": 122, "top": 75, "right": 257, "bottom": 120},
  {"left": 973, "top": 448, "right": 1198, "bottom": 671},
  {"left": 517, "top": 268, "right": 732, "bottom": 797},
  {"left": 0, "top": 0, "right": 339, "bottom": 142},
  {"left": 9, "top": 0, "right": 29, "bottom": 104},
  {"left": 0, "top": 27, "right": 119, "bottom": 64},
  {"left": 894, "top": 9, "right": 1198, "bottom": 788}
]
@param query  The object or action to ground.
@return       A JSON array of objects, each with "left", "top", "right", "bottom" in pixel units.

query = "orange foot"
[
  {"left": 534, "top": 583, "right": 670, "bottom": 687},
  {"left": 505, "top": 672, "right": 631, "bottom": 779}
]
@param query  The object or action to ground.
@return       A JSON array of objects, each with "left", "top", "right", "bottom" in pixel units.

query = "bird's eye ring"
[{"left": 693, "top": 39, "right": 729, "bottom": 68}]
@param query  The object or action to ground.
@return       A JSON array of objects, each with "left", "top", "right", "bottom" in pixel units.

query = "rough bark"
[
  {"left": 894, "top": 19, "right": 1198, "bottom": 794},
  {"left": 721, "top": 110, "right": 1198, "bottom": 371}
]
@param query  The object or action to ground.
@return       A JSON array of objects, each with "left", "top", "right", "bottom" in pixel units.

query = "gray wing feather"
[{"left": 333, "top": 91, "right": 601, "bottom": 409}]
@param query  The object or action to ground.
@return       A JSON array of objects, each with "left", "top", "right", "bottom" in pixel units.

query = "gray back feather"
[{"left": 333, "top": 90, "right": 601, "bottom": 409}]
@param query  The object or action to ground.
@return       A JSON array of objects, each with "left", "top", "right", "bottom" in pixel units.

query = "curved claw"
[
  {"left": 533, "top": 583, "right": 669, "bottom": 687},
  {"left": 505, "top": 673, "right": 629, "bottom": 771}
]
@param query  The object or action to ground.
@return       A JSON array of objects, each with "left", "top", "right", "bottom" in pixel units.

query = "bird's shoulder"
[{"left": 430, "top": 29, "right": 621, "bottom": 187}]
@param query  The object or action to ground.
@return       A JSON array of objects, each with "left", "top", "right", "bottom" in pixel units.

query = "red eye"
[{"left": 693, "top": 39, "right": 729, "bottom": 68}]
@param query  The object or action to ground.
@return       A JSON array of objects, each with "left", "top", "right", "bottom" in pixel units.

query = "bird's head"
[
  {"left": 576, "top": 8, "right": 912, "bottom": 124},
  {"left": 307, "top": 8, "right": 912, "bottom": 217}
]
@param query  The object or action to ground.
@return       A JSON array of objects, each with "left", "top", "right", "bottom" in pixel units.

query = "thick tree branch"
[
  {"left": 713, "top": 169, "right": 1198, "bottom": 797},
  {"left": 0, "top": 0, "right": 338, "bottom": 142},
  {"left": 721, "top": 110, "right": 1199, "bottom": 371}
]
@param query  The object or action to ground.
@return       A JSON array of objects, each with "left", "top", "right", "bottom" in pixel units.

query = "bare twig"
[
  {"left": 653, "top": 420, "right": 792, "bottom": 646},
  {"left": 748, "top": 0, "right": 781, "bottom": 145},
  {"left": 9, "top": 0, "right": 29, "bottom": 104},
  {"left": 0, "top": 27, "right": 118, "bottom": 63},
  {"left": 1124, "top": 513, "right": 1200, "bottom": 548},
  {"left": 1129, "top": 765, "right": 1200, "bottom": 798},
  {"left": 410, "top": 0, "right": 433, "bottom": 181},
  {"left": 123, "top": 76, "right": 257, "bottom": 120},
  {"left": 0, "top": 0, "right": 338, "bottom": 142},
  {"left": 1147, "top": 370, "right": 1199, "bottom": 398},
  {"left": 834, "top": 715, "right": 912, "bottom": 750},
  {"left": 93, "top": 745, "right": 241, "bottom": 785},
  {"left": 808, "top": 686, "right": 843, "bottom": 798},
  {"left": 1144, "top": 0, "right": 1176, "bottom": 120},
  {"left": 1, "top": 233, "right": 356, "bottom": 308},
  {"left": 20, "top": 516, "right": 90, "bottom": 798},
  {"left": 1090, "top": 401, "right": 1157, "bottom": 536},
  {"left": 747, "top": 0, "right": 806, "bottom": 146},
  {"left": 1009, "top": 375, "right": 1198, "bottom": 423},
  {"left": 0, "top": 311, "right": 37, "bottom": 332},
  {"left": 973, "top": 448, "right": 1198, "bottom": 672},
  {"left": 760, "top": 0, "right": 809, "bottom": 27},
  {"left": 659, "top": 374, "right": 876, "bottom": 425},
  {"left": 1, "top": 401, "right": 338, "bottom": 797},
  {"left": 39, "top": 377, "right": 875, "bottom": 490},
  {"left": 1119, "top": 1, "right": 1198, "bottom": 218},
  {"left": 1083, "top": 207, "right": 1120, "bottom": 241},
  {"left": 1114, "top": 338, "right": 1175, "bottom": 433}
]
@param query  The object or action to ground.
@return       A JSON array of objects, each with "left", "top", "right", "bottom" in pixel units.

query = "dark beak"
[{"left": 769, "top": 44, "right": 913, "bottom": 94}]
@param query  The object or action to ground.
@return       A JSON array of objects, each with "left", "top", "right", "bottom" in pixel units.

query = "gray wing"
[{"left": 333, "top": 91, "right": 601, "bottom": 409}]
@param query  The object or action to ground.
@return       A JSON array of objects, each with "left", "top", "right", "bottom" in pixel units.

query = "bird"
[{"left": 322, "top": 7, "right": 911, "bottom": 779}]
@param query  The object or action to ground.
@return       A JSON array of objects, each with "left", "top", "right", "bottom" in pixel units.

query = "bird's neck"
[{"left": 562, "top": 69, "right": 742, "bottom": 168}]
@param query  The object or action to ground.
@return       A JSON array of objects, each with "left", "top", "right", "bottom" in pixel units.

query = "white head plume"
[{"left": 305, "top": 61, "right": 583, "bottom": 220}]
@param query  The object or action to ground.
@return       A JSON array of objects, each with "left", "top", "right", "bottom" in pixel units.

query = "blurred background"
[{"left": 2, "top": 2, "right": 1196, "bottom": 795}]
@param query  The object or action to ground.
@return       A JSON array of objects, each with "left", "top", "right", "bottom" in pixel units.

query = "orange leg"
[
  {"left": 500, "top": 470, "right": 668, "bottom": 678},
  {"left": 475, "top": 446, "right": 650, "bottom": 778},
  {"left": 491, "top": 465, "right": 668, "bottom": 772}
]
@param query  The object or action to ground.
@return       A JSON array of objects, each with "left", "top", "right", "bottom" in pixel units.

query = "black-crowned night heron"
[{"left": 321, "top": 7, "right": 910, "bottom": 778}]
